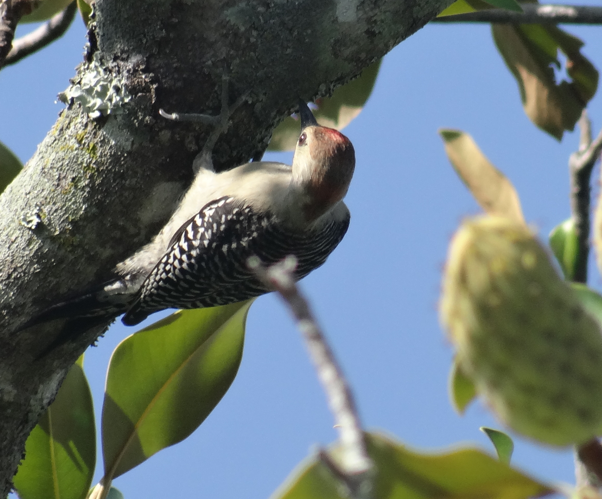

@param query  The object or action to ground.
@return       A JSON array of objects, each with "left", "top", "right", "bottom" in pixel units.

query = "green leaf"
[
  {"left": 438, "top": 0, "right": 521, "bottom": 17},
  {"left": 0, "top": 140, "right": 22, "bottom": 194},
  {"left": 268, "top": 60, "right": 381, "bottom": 151},
  {"left": 480, "top": 427, "right": 514, "bottom": 464},
  {"left": 21, "top": 0, "right": 73, "bottom": 23},
  {"left": 273, "top": 433, "right": 554, "bottom": 499},
  {"left": 101, "top": 302, "right": 252, "bottom": 480},
  {"left": 549, "top": 219, "right": 580, "bottom": 280},
  {"left": 14, "top": 356, "right": 96, "bottom": 499},
  {"left": 571, "top": 284, "right": 602, "bottom": 328},
  {"left": 439, "top": 0, "right": 495, "bottom": 16},
  {"left": 106, "top": 486, "right": 125, "bottom": 499},
  {"left": 77, "top": 0, "right": 92, "bottom": 25},
  {"left": 439, "top": 129, "right": 524, "bottom": 224},
  {"left": 492, "top": 24, "right": 598, "bottom": 140},
  {"left": 449, "top": 358, "right": 477, "bottom": 414}
]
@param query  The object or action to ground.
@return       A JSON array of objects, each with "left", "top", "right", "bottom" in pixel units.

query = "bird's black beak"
[{"left": 298, "top": 100, "right": 319, "bottom": 130}]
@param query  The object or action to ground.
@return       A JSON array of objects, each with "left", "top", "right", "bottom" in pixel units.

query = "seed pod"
[{"left": 441, "top": 215, "right": 602, "bottom": 446}]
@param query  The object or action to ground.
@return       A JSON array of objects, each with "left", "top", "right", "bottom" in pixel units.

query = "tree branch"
[
  {"left": 0, "top": 0, "right": 42, "bottom": 67},
  {"left": 569, "top": 111, "right": 602, "bottom": 284},
  {"left": 3, "top": 0, "right": 77, "bottom": 67},
  {"left": 570, "top": 111, "right": 602, "bottom": 488},
  {"left": 250, "top": 256, "right": 373, "bottom": 499},
  {"left": 577, "top": 439, "right": 602, "bottom": 489},
  {"left": 432, "top": 4, "right": 602, "bottom": 24}
]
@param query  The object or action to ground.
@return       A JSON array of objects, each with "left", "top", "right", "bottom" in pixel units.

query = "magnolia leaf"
[
  {"left": 440, "top": 129, "right": 524, "bottom": 224},
  {"left": 14, "top": 356, "right": 95, "bottom": 499},
  {"left": 492, "top": 24, "right": 598, "bottom": 140},
  {"left": 272, "top": 433, "right": 553, "bottom": 499},
  {"left": 268, "top": 60, "right": 381, "bottom": 151},
  {"left": 21, "top": 0, "right": 73, "bottom": 23},
  {"left": 549, "top": 218, "right": 580, "bottom": 280},
  {"left": 0, "top": 140, "right": 22, "bottom": 194},
  {"left": 101, "top": 302, "right": 251, "bottom": 480},
  {"left": 106, "top": 487, "right": 125, "bottom": 499},
  {"left": 439, "top": 0, "right": 521, "bottom": 17},
  {"left": 449, "top": 358, "right": 477, "bottom": 414},
  {"left": 571, "top": 284, "right": 602, "bottom": 328},
  {"left": 77, "top": 0, "right": 93, "bottom": 25},
  {"left": 480, "top": 427, "right": 514, "bottom": 464}
]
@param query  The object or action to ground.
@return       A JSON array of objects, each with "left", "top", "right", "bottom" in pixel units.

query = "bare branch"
[
  {"left": 4, "top": 1, "right": 77, "bottom": 67},
  {"left": 568, "top": 111, "right": 602, "bottom": 284},
  {"left": 577, "top": 439, "right": 602, "bottom": 488},
  {"left": 563, "top": 111, "right": 602, "bottom": 486},
  {"left": 579, "top": 110, "right": 593, "bottom": 153},
  {"left": 0, "top": 0, "right": 42, "bottom": 67},
  {"left": 249, "top": 256, "right": 374, "bottom": 499},
  {"left": 432, "top": 4, "right": 602, "bottom": 24}
]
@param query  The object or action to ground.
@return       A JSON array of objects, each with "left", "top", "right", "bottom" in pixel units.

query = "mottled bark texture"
[{"left": 0, "top": 0, "right": 451, "bottom": 494}]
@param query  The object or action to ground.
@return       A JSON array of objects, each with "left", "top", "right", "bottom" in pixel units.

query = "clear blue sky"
[{"left": 3, "top": 4, "right": 602, "bottom": 497}]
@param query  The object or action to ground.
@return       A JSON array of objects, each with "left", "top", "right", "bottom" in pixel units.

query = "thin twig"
[
  {"left": 4, "top": 1, "right": 77, "bottom": 67},
  {"left": 569, "top": 111, "right": 602, "bottom": 487},
  {"left": 432, "top": 4, "right": 602, "bottom": 24},
  {"left": 0, "top": 0, "right": 42, "bottom": 67},
  {"left": 249, "top": 256, "right": 374, "bottom": 499},
  {"left": 569, "top": 111, "right": 602, "bottom": 284},
  {"left": 577, "top": 440, "right": 602, "bottom": 489}
]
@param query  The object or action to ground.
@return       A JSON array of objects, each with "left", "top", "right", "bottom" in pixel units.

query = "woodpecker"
[{"left": 29, "top": 96, "right": 355, "bottom": 329}]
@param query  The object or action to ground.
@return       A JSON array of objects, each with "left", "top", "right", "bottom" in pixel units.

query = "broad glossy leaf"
[
  {"left": 440, "top": 129, "right": 524, "bottom": 224},
  {"left": 0, "top": 140, "right": 22, "bottom": 194},
  {"left": 273, "top": 433, "right": 554, "bottom": 499},
  {"left": 492, "top": 24, "right": 598, "bottom": 140},
  {"left": 571, "top": 284, "right": 602, "bottom": 327},
  {"left": 102, "top": 302, "right": 251, "bottom": 480},
  {"left": 449, "top": 357, "right": 477, "bottom": 414},
  {"left": 21, "top": 0, "right": 73, "bottom": 23},
  {"left": 14, "top": 356, "right": 95, "bottom": 499},
  {"left": 549, "top": 219, "right": 580, "bottom": 280},
  {"left": 439, "top": 0, "right": 521, "bottom": 16},
  {"left": 480, "top": 427, "right": 514, "bottom": 464},
  {"left": 268, "top": 60, "right": 381, "bottom": 151}
]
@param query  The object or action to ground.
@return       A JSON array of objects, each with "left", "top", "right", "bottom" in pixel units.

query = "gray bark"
[{"left": 0, "top": 0, "right": 451, "bottom": 494}]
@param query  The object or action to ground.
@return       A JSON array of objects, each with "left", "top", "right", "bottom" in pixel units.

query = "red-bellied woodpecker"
[{"left": 30, "top": 92, "right": 355, "bottom": 330}]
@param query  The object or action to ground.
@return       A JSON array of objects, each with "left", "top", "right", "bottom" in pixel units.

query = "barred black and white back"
[
  {"left": 23, "top": 101, "right": 355, "bottom": 341},
  {"left": 122, "top": 195, "right": 350, "bottom": 325}
]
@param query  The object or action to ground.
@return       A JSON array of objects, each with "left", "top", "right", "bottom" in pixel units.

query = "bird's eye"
[{"left": 298, "top": 132, "right": 307, "bottom": 145}]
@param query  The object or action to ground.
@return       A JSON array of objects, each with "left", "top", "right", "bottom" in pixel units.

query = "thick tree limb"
[
  {"left": 4, "top": 0, "right": 77, "bottom": 66},
  {"left": 433, "top": 4, "right": 602, "bottom": 24},
  {"left": 0, "top": 0, "right": 454, "bottom": 495}
]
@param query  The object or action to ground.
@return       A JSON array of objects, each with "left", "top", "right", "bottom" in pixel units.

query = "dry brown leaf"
[
  {"left": 492, "top": 24, "right": 597, "bottom": 140},
  {"left": 440, "top": 129, "right": 525, "bottom": 224}
]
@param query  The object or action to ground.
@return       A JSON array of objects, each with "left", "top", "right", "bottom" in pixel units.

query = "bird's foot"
[{"left": 159, "top": 73, "right": 248, "bottom": 173}]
